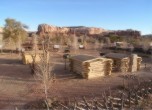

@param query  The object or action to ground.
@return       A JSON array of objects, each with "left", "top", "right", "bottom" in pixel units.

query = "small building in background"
[
  {"left": 22, "top": 51, "right": 41, "bottom": 64},
  {"left": 22, "top": 51, "right": 49, "bottom": 64},
  {"left": 69, "top": 55, "right": 113, "bottom": 79},
  {"left": 105, "top": 53, "right": 142, "bottom": 73},
  {"left": 105, "top": 53, "right": 130, "bottom": 72}
]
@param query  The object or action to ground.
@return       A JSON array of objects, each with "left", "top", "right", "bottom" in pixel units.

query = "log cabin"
[{"left": 69, "top": 55, "right": 113, "bottom": 79}]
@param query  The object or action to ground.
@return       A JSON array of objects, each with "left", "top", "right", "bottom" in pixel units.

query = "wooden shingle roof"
[
  {"left": 105, "top": 53, "right": 129, "bottom": 59},
  {"left": 71, "top": 55, "right": 97, "bottom": 62}
]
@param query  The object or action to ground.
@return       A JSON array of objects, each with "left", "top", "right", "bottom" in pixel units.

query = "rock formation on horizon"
[
  {"left": 37, "top": 24, "right": 107, "bottom": 37},
  {"left": 36, "top": 24, "right": 141, "bottom": 39}
]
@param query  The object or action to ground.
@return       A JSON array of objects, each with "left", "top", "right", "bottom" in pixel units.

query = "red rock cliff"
[{"left": 37, "top": 24, "right": 107, "bottom": 37}]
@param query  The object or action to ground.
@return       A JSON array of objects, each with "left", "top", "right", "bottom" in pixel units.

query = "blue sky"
[{"left": 0, "top": 0, "right": 152, "bottom": 35}]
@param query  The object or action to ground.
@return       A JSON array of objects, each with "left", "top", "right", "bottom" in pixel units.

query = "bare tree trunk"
[
  {"left": 44, "top": 83, "right": 48, "bottom": 99},
  {"left": 32, "top": 36, "right": 54, "bottom": 110}
]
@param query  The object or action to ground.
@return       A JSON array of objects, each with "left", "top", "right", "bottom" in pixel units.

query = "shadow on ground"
[
  {"left": 53, "top": 63, "right": 81, "bottom": 80},
  {"left": 0, "top": 58, "right": 22, "bottom": 65}
]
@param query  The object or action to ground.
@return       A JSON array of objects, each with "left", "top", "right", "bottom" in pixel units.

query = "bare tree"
[
  {"left": 32, "top": 36, "right": 55, "bottom": 109},
  {"left": 142, "top": 44, "right": 149, "bottom": 54},
  {"left": 72, "top": 30, "right": 78, "bottom": 53},
  {"left": 32, "top": 33, "right": 38, "bottom": 52},
  {"left": 94, "top": 40, "right": 100, "bottom": 51},
  {"left": 84, "top": 37, "right": 96, "bottom": 50},
  {"left": 138, "top": 37, "right": 151, "bottom": 54}
]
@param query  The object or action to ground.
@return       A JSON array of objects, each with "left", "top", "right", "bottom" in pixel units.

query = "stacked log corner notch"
[
  {"left": 129, "top": 54, "right": 142, "bottom": 72},
  {"left": 120, "top": 58, "right": 130, "bottom": 73}
]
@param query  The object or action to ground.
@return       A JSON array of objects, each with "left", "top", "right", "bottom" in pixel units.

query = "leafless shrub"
[{"left": 31, "top": 36, "right": 55, "bottom": 110}]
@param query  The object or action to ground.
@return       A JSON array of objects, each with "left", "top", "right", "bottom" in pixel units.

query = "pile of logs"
[
  {"left": 25, "top": 75, "right": 152, "bottom": 109},
  {"left": 47, "top": 80, "right": 152, "bottom": 110}
]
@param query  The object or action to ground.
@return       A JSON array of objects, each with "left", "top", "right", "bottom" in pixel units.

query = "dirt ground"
[{"left": 0, "top": 50, "right": 152, "bottom": 109}]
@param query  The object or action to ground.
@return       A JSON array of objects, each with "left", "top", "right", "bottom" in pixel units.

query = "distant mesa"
[
  {"left": 37, "top": 24, "right": 107, "bottom": 37},
  {"left": 67, "top": 26, "right": 107, "bottom": 35},
  {"left": 37, "top": 24, "right": 69, "bottom": 35}
]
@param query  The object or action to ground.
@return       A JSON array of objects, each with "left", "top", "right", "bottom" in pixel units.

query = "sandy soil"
[{"left": 0, "top": 50, "right": 151, "bottom": 109}]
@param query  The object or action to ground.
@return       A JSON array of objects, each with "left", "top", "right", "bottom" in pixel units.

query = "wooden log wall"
[
  {"left": 69, "top": 58, "right": 113, "bottom": 79},
  {"left": 137, "top": 57, "right": 142, "bottom": 71},
  {"left": 120, "top": 58, "right": 130, "bottom": 73},
  {"left": 22, "top": 53, "right": 41, "bottom": 64}
]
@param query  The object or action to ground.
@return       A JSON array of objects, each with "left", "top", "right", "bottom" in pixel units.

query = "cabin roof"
[
  {"left": 71, "top": 55, "right": 97, "bottom": 62},
  {"left": 105, "top": 53, "right": 129, "bottom": 59}
]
